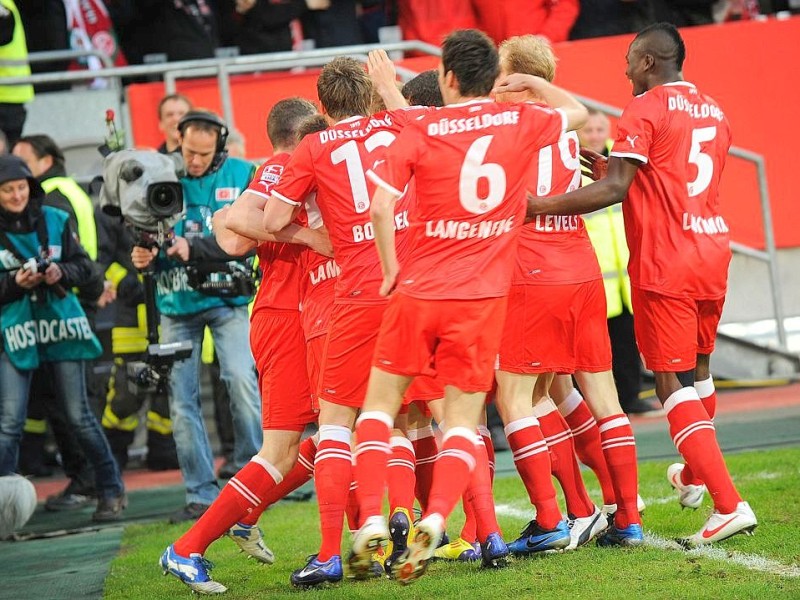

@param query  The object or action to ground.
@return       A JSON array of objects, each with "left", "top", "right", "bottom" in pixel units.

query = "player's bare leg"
[
  {"left": 495, "top": 370, "right": 569, "bottom": 555},
  {"left": 393, "top": 386, "right": 488, "bottom": 584},
  {"left": 350, "top": 368, "right": 412, "bottom": 577},
  {"left": 656, "top": 364, "right": 756, "bottom": 546}
]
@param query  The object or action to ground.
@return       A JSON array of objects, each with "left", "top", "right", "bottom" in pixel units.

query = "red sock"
[
  {"left": 535, "top": 400, "right": 595, "bottom": 518},
  {"left": 680, "top": 378, "right": 717, "bottom": 486},
  {"left": 353, "top": 411, "right": 393, "bottom": 519},
  {"left": 666, "top": 388, "right": 741, "bottom": 514},
  {"left": 388, "top": 435, "right": 416, "bottom": 514},
  {"left": 505, "top": 417, "right": 561, "bottom": 530},
  {"left": 596, "top": 414, "right": 640, "bottom": 528},
  {"left": 410, "top": 426, "right": 437, "bottom": 511},
  {"left": 240, "top": 436, "right": 317, "bottom": 526},
  {"left": 465, "top": 434, "right": 501, "bottom": 542},
  {"left": 559, "top": 389, "right": 616, "bottom": 506},
  {"left": 425, "top": 428, "right": 477, "bottom": 520},
  {"left": 174, "top": 457, "right": 282, "bottom": 556},
  {"left": 315, "top": 425, "right": 353, "bottom": 561},
  {"left": 460, "top": 494, "right": 477, "bottom": 542},
  {"left": 346, "top": 480, "right": 360, "bottom": 531},
  {"left": 477, "top": 425, "right": 495, "bottom": 482}
]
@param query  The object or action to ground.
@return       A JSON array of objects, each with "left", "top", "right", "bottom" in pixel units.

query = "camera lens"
[{"left": 147, "top": 182, "right": 183, "bottom": 217}]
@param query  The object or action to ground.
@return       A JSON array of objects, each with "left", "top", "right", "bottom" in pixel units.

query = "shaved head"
[{"left": 633, "top": 22, "right": 686, "bottom": 72}]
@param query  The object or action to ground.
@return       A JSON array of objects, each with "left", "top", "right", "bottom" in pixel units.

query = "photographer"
[
  {"left": 131, "top": 112, "right": 261, "bottom": 523},
  {"left": 0, "top": 155, "right": 126, "bottom": 522}
]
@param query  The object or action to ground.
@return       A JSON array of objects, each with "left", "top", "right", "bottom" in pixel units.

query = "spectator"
[
  {"left": 0, "top": 155, "right": 126, "bottom": 522},
  {"left": 216, "top": 0, "right": 305, "bottom": 55},
  {"left": 301, "top": 0, "right": 362, "bottom": 48},
  {"left": 0, "top": 0, "right": 33, "bottom": 146},
  {"left": 225, "top": 128, "right": 246, "bottom": 159},
  {"left": 130, "top": 112, "right": 262, "bottom": 523},
  {"left": 14, "top": 0, "right": 71, "bottom": 93},
  {"left": 471, "top": 0, "right": 579, "bottom": 44},
  {"left": 157, "top": 94, "right": 193, "bottom": 154},
  {"left": 107, "top": 0, "right": 219, "bottom": 64},
  {"left": 0, "top": 129, "right": 7, "bottom": 154},
  {"left": 569, "top": 0, "right": 644, "bottom": 40}
]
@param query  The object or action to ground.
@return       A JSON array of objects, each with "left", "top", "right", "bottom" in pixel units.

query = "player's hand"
[
  {"left": 368, "top": 49, "right": 397, "bottom": 92},
  {"left": 166, "top": 236, "right": 190, "bottom": 262},
  {"left": 15, "top": 266, "right": 44, "bottom": 289},
  {"left": 492, "top": 73, "right": 547, "bottom": 97},
  {"left": 131, "top": 246, "right": 158, "bottom": 269},
  {"left": 580, "top": 148, "right": 608, "bottom": 181},
  {"left": 379, "top": 267, "right": 399, "bottom": 297},
  {"left": 308, "top": 227, "right": 334, "bottom": 258},
  {"left": 44, "top": 262, "right": 63, "bottom": 286}
]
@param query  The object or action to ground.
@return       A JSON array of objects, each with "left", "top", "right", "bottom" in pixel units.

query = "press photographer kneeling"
[
  {"left": 125, "top": 112, "right": 262, "bottom": 523},
  {"left": 0, "top": 155, "right": 126, "bottom": 522}
]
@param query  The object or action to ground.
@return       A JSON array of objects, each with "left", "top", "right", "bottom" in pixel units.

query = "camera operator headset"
[
  {"left": 129, "top": 113, "right": 263, "bottom": 516},
  {"left": 0, "top": 155, "right": 126, "bottom": 520}
]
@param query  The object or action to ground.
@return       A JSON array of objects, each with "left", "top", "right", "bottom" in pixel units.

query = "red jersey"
[
  {"left": 249, "top": 153, "right": 303, "bottom": 314},
  {"left": 368, "top": 99, "right": 565, "bottom": 300},
  {"left": 611, "top": 82, "right": 732, "bottom": 299},
  {"left": 298, "top": 195, "right": 338, "bottom": 341},
  {"left": 515, "top": 130, "right": 600, "bottom": 285},
  {"left": 272, "top": 109, "right": 424, "bottom": 305}
]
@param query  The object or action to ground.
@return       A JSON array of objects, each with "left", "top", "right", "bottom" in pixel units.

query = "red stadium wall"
[{"left": 126, "top": 16, "right": 800, "bottom": 249}]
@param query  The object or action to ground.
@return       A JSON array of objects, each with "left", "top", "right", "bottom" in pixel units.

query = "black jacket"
[
  {"left": 216, "top": 0, "right": 305, "bottom": 55},
  {"left": 0, "top": 194, "right": 101, "bottom": 305}
]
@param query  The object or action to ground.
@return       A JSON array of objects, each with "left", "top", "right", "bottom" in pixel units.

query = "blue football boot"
[
  {"left": 159, "top": 545, "right": 227, "bottom": 594},
  {"left": 596, "top": 523, "right": 645, "bottom": 547},
  {"left": 507, "top": 519, "right": 571, "bottom": 555},
  {"left": 480, "top": 532, "right": 510, "bottom": 568},
  {"left": 290, "top": 554, "right": 343, "bottom": 587}
]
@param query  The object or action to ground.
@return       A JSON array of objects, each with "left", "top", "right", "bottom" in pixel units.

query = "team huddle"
[{"left": 159, "top": 24, "right": 757, "bottom": 594}]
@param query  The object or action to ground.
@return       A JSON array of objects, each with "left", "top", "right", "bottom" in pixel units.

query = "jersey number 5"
[{"left": 688, "top": 126, "right": 716, "bottom": 197}]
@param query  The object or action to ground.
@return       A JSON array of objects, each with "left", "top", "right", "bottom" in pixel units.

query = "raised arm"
[
  {"left": 368, "top": 49, "right": 408, "bottom": 111},
  {"left": 493, "top": 74, "right": 588, "bottom": 132}
]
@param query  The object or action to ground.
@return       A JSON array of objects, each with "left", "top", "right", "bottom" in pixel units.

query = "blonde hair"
[{"left": 499, "top": 35, "right": 557, "bottom": 82}]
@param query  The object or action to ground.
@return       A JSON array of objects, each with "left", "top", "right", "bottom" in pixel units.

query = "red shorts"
[
  {"left": 498, "top": 281, "right": 612, "bottom": 374},
  {"left": 373, "top": 293, "right": 507, "bottom": 393},
  {"left": 632, "top": 287, "right": 725, "bottom": 372},
  {"left": 306, "top": 334, "right": 326, "bottom": 411},
  {"left": 250, "top": 310, "right": 315, "bottom": 431},
  {"left": 317, "top": 302, "right": 386, "bottom": 407}
]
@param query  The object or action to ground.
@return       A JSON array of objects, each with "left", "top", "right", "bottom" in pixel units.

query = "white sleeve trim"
[
  {"left": 555, "top": 108, "right": 568, "bottom": 134},
  {"left": 245, "top": 188, "right": 271, "bottom": 201},
  {"left": 610, "top": 151, "right": 649, "bottom": 164},
  {"left": 271, "top": 190, "right": 303, "bottom": 207},
  {"left": 366, "top": 170, "right": 404, "bottom": 197}
]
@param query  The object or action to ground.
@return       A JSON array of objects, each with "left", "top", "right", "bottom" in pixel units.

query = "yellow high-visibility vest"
[
  {"left": 0, "top": 0, "right": 34, "bottom": 104},
  {"left": 585, "top": 203, "right": 633, "bottom": 319},
  {"left": 41, "top": 176, "right": 98, "bottom": 260}
]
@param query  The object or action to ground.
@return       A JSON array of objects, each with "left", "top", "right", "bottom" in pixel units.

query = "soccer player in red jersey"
[
  {"left": 526, "top": 22, "right": 757, "bottom": 547},
  {"left": 261, "top": 56, "right": 427, "bottom": 587},
  {"left": 494, "top": 34, "right": 642, "bottom": 552},
  {"left": 348, "top": 29, "right": 588, "bottom": 584},
  {"left": 160, "top": 98, "right": 330, "bottom": 595}
]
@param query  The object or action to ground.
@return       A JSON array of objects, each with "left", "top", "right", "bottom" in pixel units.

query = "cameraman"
[
  {"left": 0, "top": 155, "right": 126, "bottom": 522},
  {"left": 131, "top": 112, "right": 261, "bottom": 523}
]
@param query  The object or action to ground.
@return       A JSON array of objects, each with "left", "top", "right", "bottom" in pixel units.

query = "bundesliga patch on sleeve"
[
  {"left": 260, "top": 164, "right": 284, "bottom": 186},
  {"left": 215, "top": 187, "right": 240, "bottom": 202}
]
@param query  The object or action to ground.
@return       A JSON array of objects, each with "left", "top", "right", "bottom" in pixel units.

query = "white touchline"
[{"left": 494, "top": 503, "right": 800, "bottom": 579}]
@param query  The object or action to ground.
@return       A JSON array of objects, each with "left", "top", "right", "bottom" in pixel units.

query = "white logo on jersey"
[{"left": 626, "top": 135, "right": 639, "bottom": 148}]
